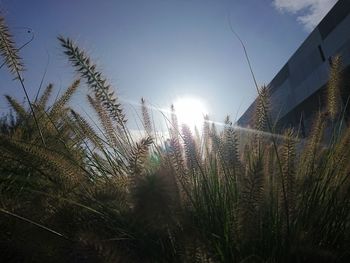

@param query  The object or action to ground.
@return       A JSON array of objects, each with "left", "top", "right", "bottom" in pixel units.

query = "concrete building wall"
[{"left": 238, "top": 0, "right": 350, "bottom": 135}]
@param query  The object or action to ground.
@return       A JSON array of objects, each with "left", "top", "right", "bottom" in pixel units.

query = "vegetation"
[{"left": 1, "top": 14, "right": 350, "bottom": 262}]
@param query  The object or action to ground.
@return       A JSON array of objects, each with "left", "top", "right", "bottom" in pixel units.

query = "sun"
[{"left": 173, "top": 97, "right": 208, "bottom": 130}]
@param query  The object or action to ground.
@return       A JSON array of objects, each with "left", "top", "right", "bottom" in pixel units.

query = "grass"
[{"left": 0, "top": 14, "right": 350, "bottom": 262}]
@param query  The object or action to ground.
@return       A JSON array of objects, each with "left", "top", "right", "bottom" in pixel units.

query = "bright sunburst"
[{"left": 173, "top": 97, "right": 208, "bottom": 130}]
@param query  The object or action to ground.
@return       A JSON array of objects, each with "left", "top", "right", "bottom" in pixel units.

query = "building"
[{"left": 237, "top": 0, "right": 350, "bottom": 137}]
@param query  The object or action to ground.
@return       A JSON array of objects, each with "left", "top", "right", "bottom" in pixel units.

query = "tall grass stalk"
[{"left": 0, "top": 17, "right": 349, "bottom": 263}]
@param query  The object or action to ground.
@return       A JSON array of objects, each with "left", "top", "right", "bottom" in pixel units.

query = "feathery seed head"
[
  {"left": 327, "top": 55, "right": 342, "bottom": 120},
  {"left": 58, "top": 36, "right": 126, "bottom": 126},
  {"left": 141, "top": 97, "right": 153, "bottom": 135},
  {"left": 0, "top": 15, "right": 24, "bottom": 76}
]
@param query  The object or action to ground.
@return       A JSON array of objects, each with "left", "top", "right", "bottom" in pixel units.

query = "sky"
[{"left": 0, "top": 0, "right": 338, "bottom": 129}]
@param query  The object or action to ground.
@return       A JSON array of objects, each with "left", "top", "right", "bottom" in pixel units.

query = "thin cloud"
[{"left": 273, "top": 0, "right": 338, "bottom": 31}]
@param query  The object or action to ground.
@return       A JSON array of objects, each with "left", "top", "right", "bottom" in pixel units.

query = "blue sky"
[{"left": 0, "top": 0, "right": 337, "bottom": 126}]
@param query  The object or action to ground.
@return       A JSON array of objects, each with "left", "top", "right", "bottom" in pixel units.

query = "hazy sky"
[{"left": 0, "top": 0, "right": 338, "bottom": 126}]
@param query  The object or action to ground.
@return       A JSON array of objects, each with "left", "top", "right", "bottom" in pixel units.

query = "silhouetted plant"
[{"left": 0, "top": 15, "right": 349, "bottom": 263}]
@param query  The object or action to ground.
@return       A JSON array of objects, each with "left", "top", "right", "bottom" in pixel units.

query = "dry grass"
[{"left": 0, "top": 14, "right": 349, "bottom": 263}]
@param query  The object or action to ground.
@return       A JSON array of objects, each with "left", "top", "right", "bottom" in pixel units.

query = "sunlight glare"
[{"left": 173, "top": 97, "right": 208, "bottom": 130}]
